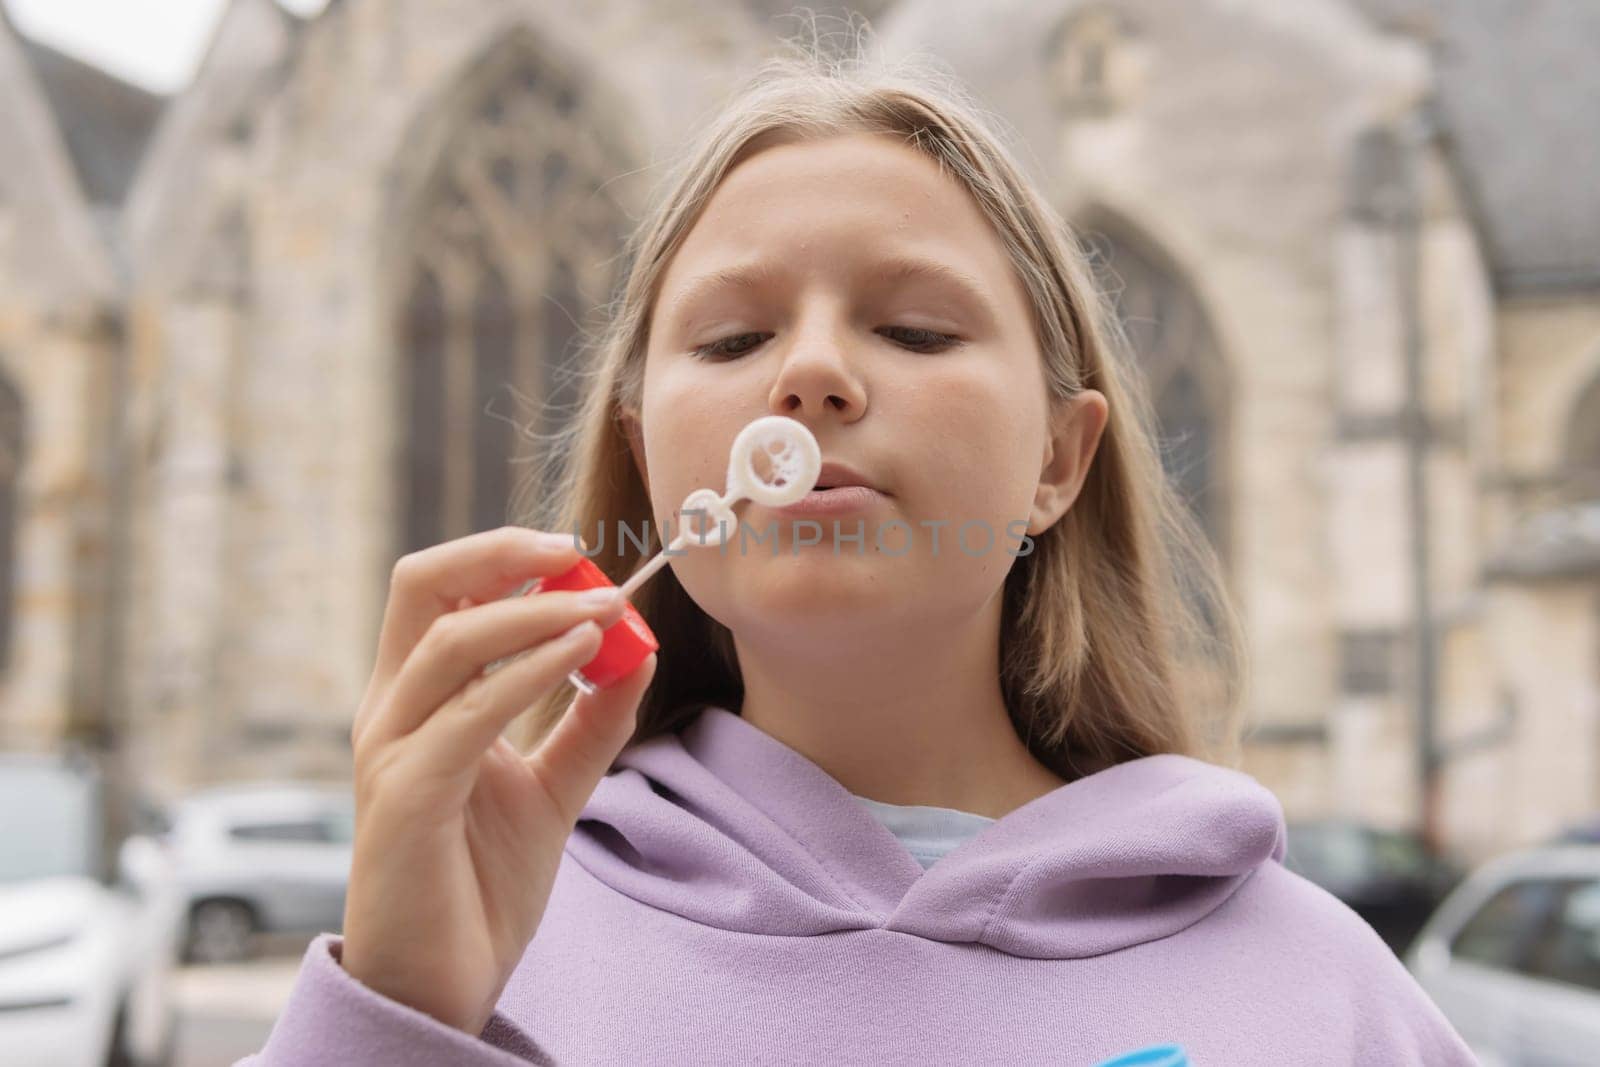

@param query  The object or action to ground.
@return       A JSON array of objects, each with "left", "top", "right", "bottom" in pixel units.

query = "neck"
[{"left": 731, "top": 594, "right": 1068, "bottom": 820}]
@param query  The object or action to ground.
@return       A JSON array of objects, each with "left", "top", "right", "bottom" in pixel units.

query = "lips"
[
  {"left": 811, "top": 460, "right": 885, "bottom": 495},
  {"left": 773, "top": 485, "right": 885, "bottom": 519},
  {"left": 758, "top": 457, "right": 890, "bottom": 520}
]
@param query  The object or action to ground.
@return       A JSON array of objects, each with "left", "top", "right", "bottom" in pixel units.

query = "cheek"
[
  {"left": 635, "top": 374, "right": 745, "bottom": 631},
  {"left": 639, "top": 365, "right": 736, "bottom": 527},
  {"left": 894, "top": 365, "right": 1041, "bottom": 526}
]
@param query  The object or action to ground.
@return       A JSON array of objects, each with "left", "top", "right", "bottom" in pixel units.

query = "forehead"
[{"left": 656, "top": 131, "right": 1023, "bottom": 306}]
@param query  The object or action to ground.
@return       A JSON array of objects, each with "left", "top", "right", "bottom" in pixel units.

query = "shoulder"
[
  {"left": 1229, "top": 860, "right": 1477, "bottom": 1063},
  {"left": 1235, "top": 857, "right": 1418, "bottom": 976},
  {"left": 1247, "top": 859, "right": 1383, "bottom": 936}
]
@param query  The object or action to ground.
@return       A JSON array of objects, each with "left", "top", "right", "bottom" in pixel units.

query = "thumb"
[{"left": 524, "top": 653, "right": 657, "bottom": 825}]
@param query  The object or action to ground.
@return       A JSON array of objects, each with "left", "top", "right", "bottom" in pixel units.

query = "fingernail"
[
  {"left": 537, "top": 530, "right": 578, "bottom": 550},
  {"left": 576, "top": 587, "right": 623, "bottom": 610},
  {"left": 565, "top": 620, "right": 601, "bottom": 644}
]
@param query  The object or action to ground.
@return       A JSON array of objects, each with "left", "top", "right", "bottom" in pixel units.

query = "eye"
[
  {"left": 690, "top": 332, "right": 770, "bottom": 361},
  {"left": 877, "top": 325, "right": 961, "bottom": 353}
]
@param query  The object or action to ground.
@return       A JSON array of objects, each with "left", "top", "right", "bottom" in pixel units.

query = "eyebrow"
[{"left": 662, "top": 254, "right": 999, "bottom": 332}]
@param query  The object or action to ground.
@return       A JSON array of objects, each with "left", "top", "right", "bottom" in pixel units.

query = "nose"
[{"left": 766, "top": 321, "right": 868, "bottom": 424}]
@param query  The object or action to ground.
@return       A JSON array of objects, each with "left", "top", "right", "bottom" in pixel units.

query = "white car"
[
  {"left": 0, "top": 752, "right": 181, "bottom": 1067},
  {"left": 168, "top": 783, "right": 353, "bottom": 963},
  {"left": 1406, "top": 845, "right": 1600, "bottom": 1066}
]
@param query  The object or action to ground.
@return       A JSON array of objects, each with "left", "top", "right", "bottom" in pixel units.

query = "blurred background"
[{"left": 0, "top": 0, "right": 1595, "bottom": 1064}]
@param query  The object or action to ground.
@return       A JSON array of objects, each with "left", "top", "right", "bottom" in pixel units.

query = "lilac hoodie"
[{"left": 243, "top": 705, "right": 1477, "bottom": 1066}]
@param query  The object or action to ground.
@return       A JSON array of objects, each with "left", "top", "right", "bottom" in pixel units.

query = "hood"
[
  {"left": 568, "top": 706, "right": 1286, "bottom": 960},
  {"left": 0, "top": 876, "right": 107, "bottom": 956}
]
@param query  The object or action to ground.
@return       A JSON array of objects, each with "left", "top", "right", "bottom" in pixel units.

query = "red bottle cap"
[{"left": 534, "top": 556, "right": 659, "bottom": 690}]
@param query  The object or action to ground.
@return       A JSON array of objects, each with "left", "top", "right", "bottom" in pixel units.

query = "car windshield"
[
  {"left": 1287, "top": 824, "right": 1368, "bottom": 884},
  {"left": 1371, "top": 830, "right": 1433, "bottom": 879},
  {"left": 0, "top": 763, "right": 101, "bottom": 884}
]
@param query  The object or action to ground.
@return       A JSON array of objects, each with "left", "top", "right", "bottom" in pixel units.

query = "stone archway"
[
  {"left": 387, "top": 28, "right": 633, "bottom": 559},
  {"left": 1075, "top": 211, "right": 1234, "bottom": 567}
]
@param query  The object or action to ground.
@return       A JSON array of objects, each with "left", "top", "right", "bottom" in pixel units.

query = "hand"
[{"left": 339, "top": 526, "right": 656, "bottom": 1034}]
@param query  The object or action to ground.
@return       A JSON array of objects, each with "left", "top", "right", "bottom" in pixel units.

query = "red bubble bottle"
[{"left": 532, "top": 555, "right": 659, "bottom": 694}]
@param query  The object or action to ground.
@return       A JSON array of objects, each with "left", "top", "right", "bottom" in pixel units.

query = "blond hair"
[{"left": 515, "top": 30, "right": 1247, "bottom": 778}]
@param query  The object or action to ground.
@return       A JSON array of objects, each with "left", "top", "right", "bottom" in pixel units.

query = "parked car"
[
  {"left": 1406, "top": 845, "right": 1600, "bottom": 1066},
  {"left": 1284, "top": 818, "right": 1464, "bottom": 951},
  {"left": 1550, "top": 815, "right": 1600, "bottom": 845},
  {"left": 168, "top": 783, "right": 353, "bottom": 963},
  {"left": 0, "top": 751, "right": 181, "bottom": 1067}
]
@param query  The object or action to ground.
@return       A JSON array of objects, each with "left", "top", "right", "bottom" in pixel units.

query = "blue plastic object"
[{"left": 1091, "top": 1044, "right": 1190, "bottom": 1067}]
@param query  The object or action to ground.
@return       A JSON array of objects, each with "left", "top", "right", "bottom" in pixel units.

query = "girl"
[{"left": 243, "top": 39, "right": 1475, "bottom": 1067}]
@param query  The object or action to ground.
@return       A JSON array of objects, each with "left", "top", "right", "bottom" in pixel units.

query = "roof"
[
  {"left": 1351, "top": 0, "right": 1600, "bottom": 294},
  {"left": 17, "top": 35, "right": 165, "bottom": 207}
]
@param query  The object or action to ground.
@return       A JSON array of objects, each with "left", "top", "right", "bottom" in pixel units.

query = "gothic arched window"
[
  {"left": 401, "top": 269, "right": 447, "bottom": 554},
  {"left": 1155, "top": 364, "right": 1217, "bottom": 534},
  {"left": 394, "top": 40, "right": 629, "bottom": 558},
  {"left": 471, "top": 265, "right": 516, "bottom": 535},
  {"left": 1080, "top": 222, "right": 1232, "bottom": 562}
]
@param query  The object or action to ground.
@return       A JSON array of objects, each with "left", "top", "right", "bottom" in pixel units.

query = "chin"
[{"left": 731, "top": 551, "right": 892, "bottom": 611}]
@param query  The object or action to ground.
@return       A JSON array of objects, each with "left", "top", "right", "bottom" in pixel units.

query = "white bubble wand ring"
[{"left": 617, "top": 415, "right": 823, "bottom": 600}]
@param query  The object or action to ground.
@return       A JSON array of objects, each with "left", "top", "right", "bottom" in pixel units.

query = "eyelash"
[{"left": 690, "top": 326, "right": 961, "bottom": 361}]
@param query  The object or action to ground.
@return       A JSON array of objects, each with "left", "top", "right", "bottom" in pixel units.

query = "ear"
[
  {"left": 1027, "top": 389, "right": 1108, "bottom": 536},
  {"left": 619, "top": 407, "right": 650, "bottom": 494}
]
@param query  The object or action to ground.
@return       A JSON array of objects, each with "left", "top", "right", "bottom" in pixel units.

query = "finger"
[
  {"left": 364, "top": 588, "right": 628, "bottom": 749},
  {"left": 367, "top": 526, "right": 583, "bottom": 716},
  {"left": 407, "top": 619, "right": 608, "bottom": 777},
  {"left": 355, "top": 591, "right": 478, "bottom": 745},
  {"left": 525, "top": 652, "right": 657, "bottom": 827}
]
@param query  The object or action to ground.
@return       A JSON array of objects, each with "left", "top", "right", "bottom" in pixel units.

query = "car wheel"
[
  {"left": 185, "top": 900, "right": 256, "bottom": 964},
  {"left": 104, "top": 998, "right": 135, "bottom": 1067}
]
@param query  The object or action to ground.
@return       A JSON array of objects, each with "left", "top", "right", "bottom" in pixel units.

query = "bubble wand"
[
  {"left": 617, "top": 415, "right": 823, "bottom": 597},
  {"left": 536, "top": 415, "right": 822, "bottom": 694}
]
